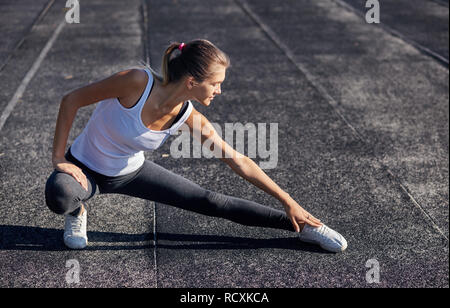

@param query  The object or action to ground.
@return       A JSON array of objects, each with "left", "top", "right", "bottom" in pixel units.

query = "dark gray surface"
[
  {"left": 0, "top": 0, "right": 54, "bottom": 113},
  {"left": 146, "top": 0, "right": 448, "bottom": 288},
  {"left": 0, "top": 0, "right": 51, "bottom": 68},
  {"left": 241, "top": 0, "right": 449, "bottom": 237},
  {"left": 0, "top": 0, "right": 448, "bottom": 287},
  {"left": 0, "top": 0, "right": 156, "bottom": 288},
  {"left": 340, "top": 0, "right": 449, "bottom": 62}
]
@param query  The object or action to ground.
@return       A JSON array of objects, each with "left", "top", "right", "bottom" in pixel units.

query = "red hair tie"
[{"left": 178, "top": 43, "right": 185, "bottom": 52}]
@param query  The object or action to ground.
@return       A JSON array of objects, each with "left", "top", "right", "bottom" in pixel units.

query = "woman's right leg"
[
  {"left": 44, "top": 168, "right": 98, "bottom": 216},
  {"left": 44, "top": 168, "right": 97, "bottom": 249}
]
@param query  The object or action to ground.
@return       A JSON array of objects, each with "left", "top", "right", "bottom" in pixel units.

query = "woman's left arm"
[
  {"left": 184, "top": 108, "right": 322, "bottom": 231},
  {"left": 222, "top": 154, "right": 288, "bottom": 204}
]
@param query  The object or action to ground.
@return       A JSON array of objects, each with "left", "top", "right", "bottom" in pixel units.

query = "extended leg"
[{"left": 112, "top": 160, "right": 295, "bottom": 232}]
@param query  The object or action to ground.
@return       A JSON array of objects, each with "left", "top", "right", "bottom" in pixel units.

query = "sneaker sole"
[
  {"left": 64, "top": 238, "right": 88, "bottom": 250},
  {"left": 299, "top": 236, "right": 347, "bottom": 253}
]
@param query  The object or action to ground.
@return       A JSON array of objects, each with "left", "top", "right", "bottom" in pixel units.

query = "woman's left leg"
[{"left": 112, "top": 160, "right": 295, "bottom": 232}]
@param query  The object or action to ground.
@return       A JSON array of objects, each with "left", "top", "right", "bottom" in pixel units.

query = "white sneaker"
[
  {"left": 298, "top": 224, "right": 347, "bottom": 253},
  {"left": 64, "top": 209, "right": 88, "bottom": 249}
]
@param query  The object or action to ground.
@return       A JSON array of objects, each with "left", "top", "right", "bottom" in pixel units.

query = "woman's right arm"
[
  {"left": 52, "top": 96, "right": 91, "bottom": 190},
  {"left": 52, "top": 96, "right": 79, "bottom": 167},
  {"left": 51, "top": 68, "right": 147, "bottom": 189}
]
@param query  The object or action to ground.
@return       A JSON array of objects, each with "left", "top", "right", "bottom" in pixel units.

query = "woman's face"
[{"left": 190, "top": 64, "right": 227, "bottom": 106}]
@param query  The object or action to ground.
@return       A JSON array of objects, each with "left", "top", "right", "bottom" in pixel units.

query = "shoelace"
[
  {"left": 68, "top": 215, "right": 83, "bottom": 234},
  {"left": 311, "top": 225, "right": 334, "bottom": 243}
]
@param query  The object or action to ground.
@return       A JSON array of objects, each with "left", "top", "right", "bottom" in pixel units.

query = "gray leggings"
[{"left": 44, "top": 147, "right": 294, "bottom": 232}]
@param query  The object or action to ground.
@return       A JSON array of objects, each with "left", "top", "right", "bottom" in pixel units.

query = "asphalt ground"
[
  {"left": 0, "top": 0, "right": 448, "bottom": 288},
  {"left": 341, "top": 0, "right": 449, "bottom": 63}
]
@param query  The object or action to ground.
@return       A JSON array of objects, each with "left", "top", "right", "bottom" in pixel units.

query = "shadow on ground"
[{"left": 0, "top": 225, "right": 328, "bottom": 253}]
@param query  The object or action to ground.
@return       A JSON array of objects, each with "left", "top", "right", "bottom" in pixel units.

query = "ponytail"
[{"left": 161, "top": 42, "right": 183, "bottom": 86}]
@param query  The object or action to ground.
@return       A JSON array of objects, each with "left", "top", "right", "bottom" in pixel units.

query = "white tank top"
[{"left": 70, "top": 68, "right": 193, "bottom": 176}]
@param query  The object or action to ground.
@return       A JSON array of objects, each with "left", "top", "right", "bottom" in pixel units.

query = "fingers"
[
  {"left": 310, "top": 216, "right": 322, "bottom": 225},
  {"left": 286, "top": 204, "right": 324, "bottom": 231},
  {"left": 81, "top": 178, "right": 88, "bottom": 191},
  {"left": 299, "top": 213, "right": 322, "bottom": 228},
  {"left": 80, "top": 175, "right": 88, "bottom": 191},
  {"left": 292, "top": 217, "right": 320, "bottom": 232},
  {"left": 305, "top": 217, "right": 322, "bottom": 227},
  {"left": 56, "top": 161, "right": 89, "bottom": 191},
  {"left": 290, "top": 218, "right": 300, "bottom": 233},
  {"left": 71, "top": 170, "right": 88, "bottom": 191},
  {"left": 303, "top": 211, "right": 322, "bottom": 225}
]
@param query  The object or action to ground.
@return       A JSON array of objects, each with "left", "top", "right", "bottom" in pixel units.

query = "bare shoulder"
[
  {"left": 64, "top": 68, "right": 148, "bottom": 109},
  {"left": 126, "top": 68, "right": 148, "bottom": 88},
  {"left": 115, "top": 68, "right": 149, "bottom": 108},
  {"left": 118, "top": 68, "right": 148, "bottom": 95}
]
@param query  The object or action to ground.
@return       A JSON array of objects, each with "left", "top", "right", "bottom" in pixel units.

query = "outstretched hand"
[{"left": 282, "top": 197, "right": 323, "bottom": 232}]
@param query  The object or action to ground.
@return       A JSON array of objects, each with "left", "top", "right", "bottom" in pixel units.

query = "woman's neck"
[{"left": 151, "top": 79, "right": 191, "bottom": 115}]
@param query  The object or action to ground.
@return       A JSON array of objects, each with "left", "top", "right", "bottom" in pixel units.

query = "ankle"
[
  {"left": 69, "top": 203, "right": 85, "bottom": 217},
  {"left": 79, "top": 203, "right": 85, "bottom": 215}
]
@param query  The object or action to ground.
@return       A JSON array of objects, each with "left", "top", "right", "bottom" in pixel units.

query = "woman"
[{"left": 45, "top": 39, "right": 347, "bottom": 252}]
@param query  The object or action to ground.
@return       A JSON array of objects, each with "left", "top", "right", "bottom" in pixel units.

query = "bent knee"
[{"left": 45, "top": 171, "right": 79, "bottom": 215}]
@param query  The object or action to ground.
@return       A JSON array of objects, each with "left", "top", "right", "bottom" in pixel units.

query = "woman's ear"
[{"left": 186, "top": 76, "right": 199, "bottom": 90}]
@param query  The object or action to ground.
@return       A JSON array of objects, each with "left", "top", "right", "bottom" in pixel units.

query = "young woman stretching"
[{"left": 45, "top": 39, "right": 347, "bottom": 252}]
